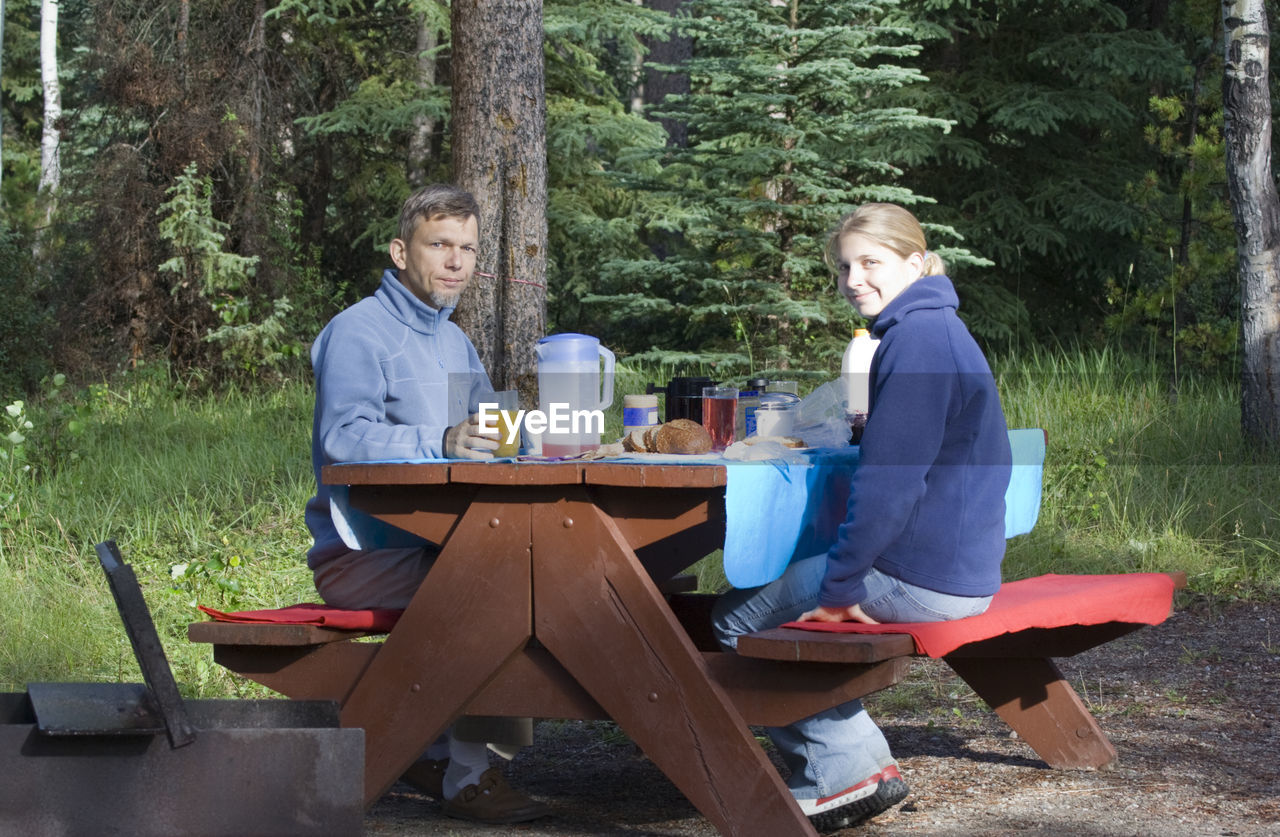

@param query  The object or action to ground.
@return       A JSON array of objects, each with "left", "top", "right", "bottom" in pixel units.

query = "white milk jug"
[
  {"left": 535, "top": 333, "right": 616, "bottom": 456},
  {"left": 841, "top": 327, "right": 879, "bottom": 443}
]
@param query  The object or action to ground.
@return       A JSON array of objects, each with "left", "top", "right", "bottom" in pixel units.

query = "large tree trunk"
[
  {"left": 1223, "top": 0, "right": 1280, "bottom": 443},
  {"left": 38, "top": 0, "right": 61, "bottom": 219},
  {"left": 407, "top": 10, "right": 438, "bottom": 189},
  {"left": 450, "top": 0, "right": 548, "bottom": 400}
]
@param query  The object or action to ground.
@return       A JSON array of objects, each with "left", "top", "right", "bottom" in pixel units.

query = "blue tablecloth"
[
  {"left": 720, "top": 428, "right": 1044, "bottom": 587},
  {"left": 329, "top": 428, "right": 1046, "bottom": 590}
]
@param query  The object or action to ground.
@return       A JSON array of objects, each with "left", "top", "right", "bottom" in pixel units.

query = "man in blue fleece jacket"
[
  {"left": 304, "top": 184, "right": 548, "bottom": 825},
  {"left": 713, "top": 203, "right": 1011, "bottom": 832}
]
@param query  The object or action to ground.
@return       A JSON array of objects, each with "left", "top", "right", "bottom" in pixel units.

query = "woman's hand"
[{"left": 797, "top": 603, "right": 880, "bottom": 624}]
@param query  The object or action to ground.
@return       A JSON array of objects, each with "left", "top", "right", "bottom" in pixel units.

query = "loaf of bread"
[
  {"left": 621, "top": 419, "right": 713, "bottom": 455},
  {"left": 655, "top": 419, "right": 712, "bottom": 454}
]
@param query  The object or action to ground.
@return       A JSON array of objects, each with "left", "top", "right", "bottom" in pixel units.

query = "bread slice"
[{"left": 623, "top": 428, "right": 649, "bottom": 452}]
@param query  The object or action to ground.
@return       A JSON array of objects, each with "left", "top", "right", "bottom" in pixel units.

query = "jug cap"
[
  {"left": 536, "top": 333, "right": 601, "bottom": 362},
  {"left": 537, "top": 332, "right": 597, "bottom": 344}
]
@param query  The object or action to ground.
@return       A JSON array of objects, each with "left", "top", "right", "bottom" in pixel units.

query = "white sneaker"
[
  {"left": 795, "top": 770, "right": 883, "bottom": 817},
  {"left": 799, "top": 765, "right": 910, "bottom": 832}
]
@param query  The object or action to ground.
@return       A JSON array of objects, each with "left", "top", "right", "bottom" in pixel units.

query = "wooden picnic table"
[
  {"left": 319, "top": 459, "right": 825, "bottom": 836},
  {"left": 190, "top": 449, "right": 1182, "bottom": 836}
]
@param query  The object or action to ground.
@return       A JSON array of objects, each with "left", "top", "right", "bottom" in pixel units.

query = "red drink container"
[{"left": 701, "top": 386, "right": 738, "bottom": 452}]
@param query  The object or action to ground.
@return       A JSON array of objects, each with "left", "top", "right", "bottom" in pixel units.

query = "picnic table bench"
[
  {"left": 190, "top": 569, "right": 1184, "bottom": 774},
  {"left": 669, "top": 568, "right": 1186, "bottom": 770}
]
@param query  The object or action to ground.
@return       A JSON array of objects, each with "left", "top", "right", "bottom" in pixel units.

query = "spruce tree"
[
  {"left": 541, "top": 0, "right": 674, "bottom": 336},
  {"left": 890, "top": 0, "right": 1187, "bottom": 346},
  {"left": 593, "top": 0, "right": 967, "bottom": 374}
]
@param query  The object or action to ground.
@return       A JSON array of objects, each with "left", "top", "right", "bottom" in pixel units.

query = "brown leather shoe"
[
  {"left": 442, "top": 767, "right": 551, "bottom": 824},
  {"left": 399, "top": 758, "right": 447, "bottom": 799}
]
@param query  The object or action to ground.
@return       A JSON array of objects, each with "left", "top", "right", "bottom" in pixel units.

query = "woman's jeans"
[{"left": 711, "top": 554, "right": 992, "bottom": 800}]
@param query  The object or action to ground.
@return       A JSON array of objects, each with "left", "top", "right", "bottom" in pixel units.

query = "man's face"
[{"left": 389, "top": 213, "right": 479, "bottom": 309}]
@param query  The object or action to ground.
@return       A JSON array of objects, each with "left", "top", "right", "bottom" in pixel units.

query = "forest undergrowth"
[{"left": 0, "top": 348, "right": 1275, "bottom": 697}]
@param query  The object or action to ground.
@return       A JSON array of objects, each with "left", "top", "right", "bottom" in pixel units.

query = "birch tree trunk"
[
  {"left": 450, "top": 0, "right": 548, "bottom": 399},
  {"left": 177, "top": 0, "right": 189, "bottom": 95},
  {"left": 1, "top": 0, "right": 6, "bottom": 201},
  {"left": 239, "top": 0, "right": 267, "bottom": 260},
  {"left": 1223, "top": 0, "right": 1280, "bottom": 443},
  {"left": 38, "top": 0, "right": 61, "bottom": 218}
]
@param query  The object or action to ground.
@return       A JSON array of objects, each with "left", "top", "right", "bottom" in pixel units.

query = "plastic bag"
[{"left": 793, "top": 380, "right": 853, "bottom": 448}]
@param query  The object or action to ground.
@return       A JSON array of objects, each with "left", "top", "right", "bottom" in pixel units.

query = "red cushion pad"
[
  {"left": 780, "top": 573, "right": 1177, "bottom": 657},
  {"left": 198, "top": 603, "right": 403, "bottom": 632}
]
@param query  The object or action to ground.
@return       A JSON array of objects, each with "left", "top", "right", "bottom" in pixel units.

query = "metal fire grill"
[{"left": 0, "top": 541, "right": 364, "bottom": 837}]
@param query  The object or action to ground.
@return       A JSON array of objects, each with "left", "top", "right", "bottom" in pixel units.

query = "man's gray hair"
[{"left": 397, "top": 184, "right": 481, "bottom": 242}]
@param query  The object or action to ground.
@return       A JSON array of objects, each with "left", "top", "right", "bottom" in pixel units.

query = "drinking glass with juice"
[
  {"left": 492, "top": 390, "right": 520, "bottom": 457},
  {"left": 701, "top": 386, "right": 738, "bottom": 452}
]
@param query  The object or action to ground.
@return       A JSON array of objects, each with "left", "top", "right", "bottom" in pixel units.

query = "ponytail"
[{"left": 829, "top": 204, "right": 943, "bottom": 277}]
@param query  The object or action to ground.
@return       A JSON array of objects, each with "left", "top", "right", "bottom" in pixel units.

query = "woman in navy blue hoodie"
[{"left": 713, "top": 203, "right": 1012, "bottom": 832}]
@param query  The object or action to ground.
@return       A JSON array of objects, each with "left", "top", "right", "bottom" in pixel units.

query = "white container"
[
  {"left": 535, "top": 333, "right": 616, "bottom": 456},
  {"left": 754, "top": 400, "right": 797, "bottom": 437},
  {"left": 841, "top": 327, "right": 879, "bottom": 442},
  {"left": 622, "top": 394, "right": 659, "bottom": 436}
]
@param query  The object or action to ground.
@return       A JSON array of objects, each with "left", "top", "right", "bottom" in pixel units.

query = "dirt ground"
[{"left": 364, "top": 595, "right": 1280, "bottom": 836}]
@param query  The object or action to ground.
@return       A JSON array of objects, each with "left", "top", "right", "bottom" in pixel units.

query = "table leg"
[
  {"left": 339, "top": 496, "right": 535, "bottom": 805},
  {"left": 532, "top": 492, "right": 816, "bottom": 837},
  {"left": 945, "top": 655, "right": 1118, "bottom": 769}
]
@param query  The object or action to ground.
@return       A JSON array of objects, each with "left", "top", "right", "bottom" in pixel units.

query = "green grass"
[
  {"left": 1, "top": 347, "right": 1277, "bottom": 697},
  {"left": 0, "top": 376, "right": 318, "bottom": 696},
  {"left": 993, "top": 347, "right": 1280, "bottom": 595}
]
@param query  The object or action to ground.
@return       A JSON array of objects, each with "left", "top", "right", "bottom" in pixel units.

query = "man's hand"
[
  {"left": 444, "top": 414, "right": 499, "bottom": 460},
  {"left": 797, "top": 603, "right": 880, "bottom": 624}
]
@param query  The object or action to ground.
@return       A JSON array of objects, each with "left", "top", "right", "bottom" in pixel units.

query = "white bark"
[
  {"left": 1223, "top": 0, "right": 1280, "bottom": 443},
  {"left": 1, "top": 0, "right": 7, "bottom": 200},
  {"left": 39, "top": 0, "right": 61, "bottom": 202}
]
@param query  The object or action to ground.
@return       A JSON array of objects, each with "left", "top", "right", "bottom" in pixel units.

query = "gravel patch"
[{"left": 365, "top": 596, "right": 1280, "bottom": 836}]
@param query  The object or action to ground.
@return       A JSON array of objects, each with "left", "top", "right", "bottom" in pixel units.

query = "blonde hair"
[{"left": 826, "top": 203, "right": 946, "bottom": 277}]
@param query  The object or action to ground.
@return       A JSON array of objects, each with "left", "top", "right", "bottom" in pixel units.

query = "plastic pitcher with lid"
[{"left": 535, "top": 333, "right": 616, "bottom": 456}]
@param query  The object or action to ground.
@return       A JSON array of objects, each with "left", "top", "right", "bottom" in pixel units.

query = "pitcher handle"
[{"left": 598, "top": 345, "right": 616, "bottom": 411}]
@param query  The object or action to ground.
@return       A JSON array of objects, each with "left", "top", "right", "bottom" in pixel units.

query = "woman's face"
[{"left": 836, "top": 233, "right": 924, "bottom": 318}]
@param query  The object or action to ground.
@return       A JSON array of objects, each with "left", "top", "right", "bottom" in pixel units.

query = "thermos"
[{"left": 648, "top": 377, "right": 716, "bottom": 423}]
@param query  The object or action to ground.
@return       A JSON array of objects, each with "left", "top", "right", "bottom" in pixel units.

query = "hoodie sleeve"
[
  {"left": 312, "top": 314, "right": 448, "bottom": 463},
  {"left": 819, "top": 310, "right": 960, "bottom": 608}
]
